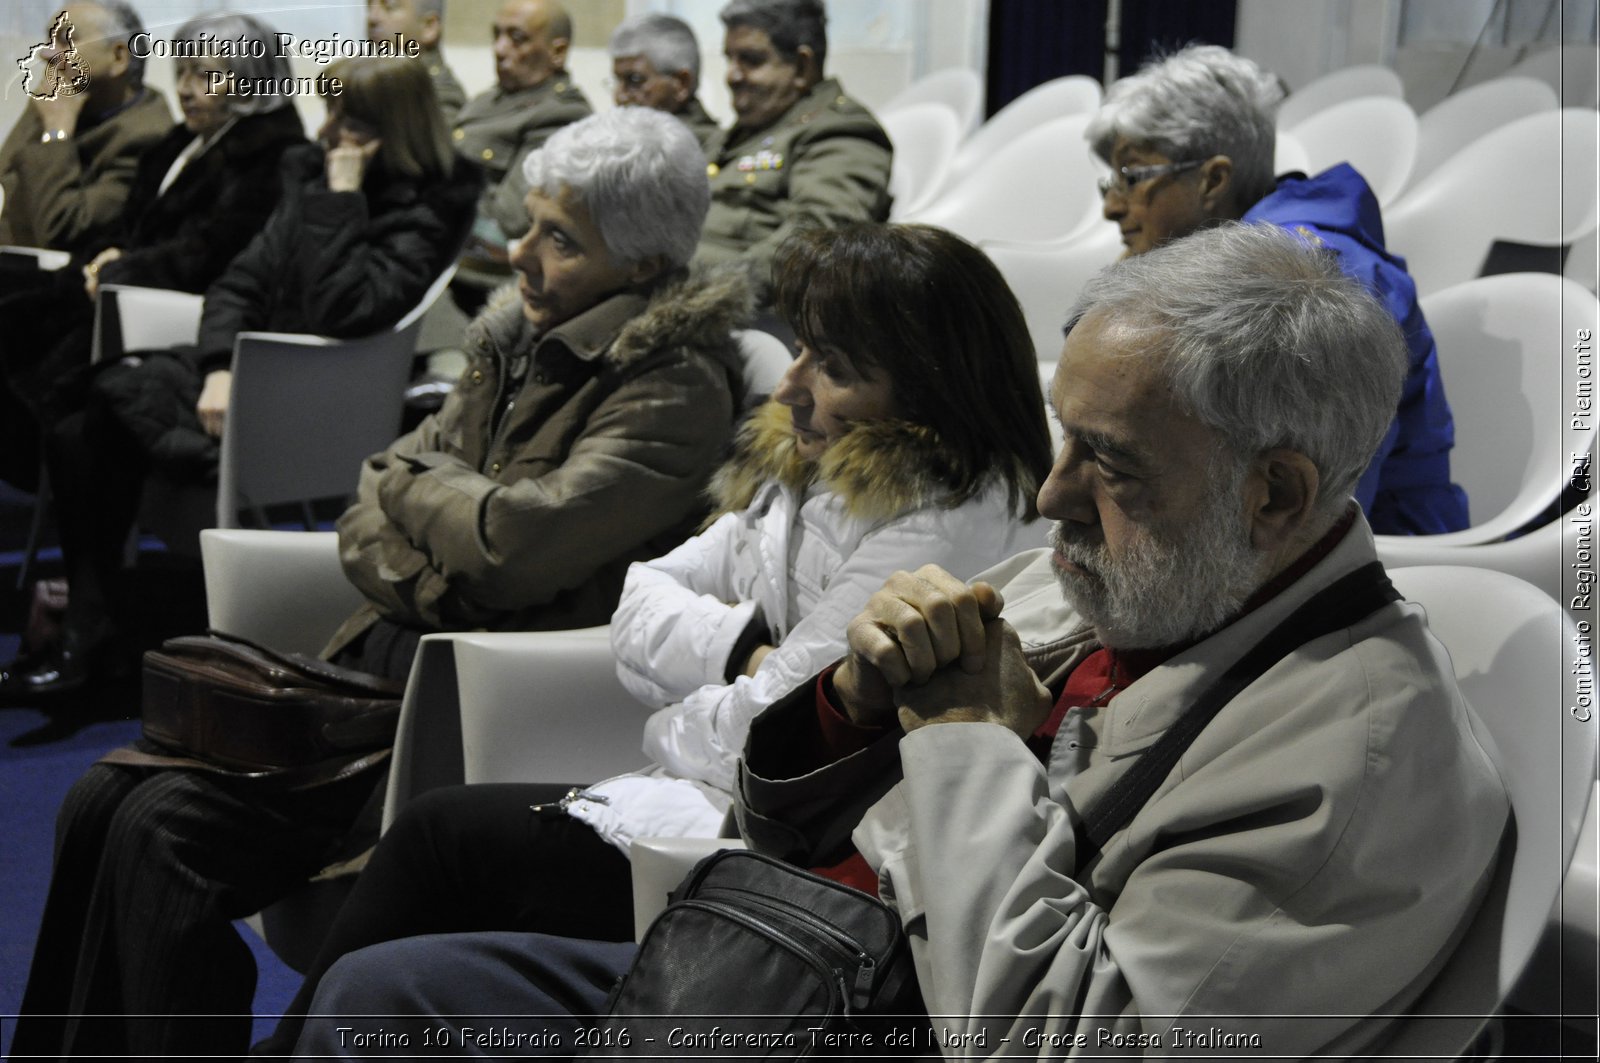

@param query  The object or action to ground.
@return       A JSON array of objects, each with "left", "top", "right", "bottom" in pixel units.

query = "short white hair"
[
  {"left": 609, "top": 13, "right": 700, "bottom": 92},
  {"left": 522, "top": 108, "right": 710, "bottom": 269},
  {"left": 1086, "top": 44, "right": 1283, "bottom": 208},
  {"left": 1067, "top": 222, "right": 1407, "bottom": 518}
]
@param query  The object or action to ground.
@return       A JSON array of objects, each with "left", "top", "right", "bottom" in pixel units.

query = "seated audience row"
[{"left": 0, "top": 3, "right": 1507, "bottom": 1057}]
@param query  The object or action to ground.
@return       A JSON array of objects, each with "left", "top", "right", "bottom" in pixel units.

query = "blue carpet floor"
[{"left": 0, "top": 600, "right": 302, "bottom": 1055}]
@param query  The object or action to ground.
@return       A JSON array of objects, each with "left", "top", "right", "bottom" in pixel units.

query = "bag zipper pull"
[
  {"left": 850, "top": 956, "right": 876, "bottom": 1011},
  {"left": 530, "top": 787, "right": 611, "bottom": 816}
]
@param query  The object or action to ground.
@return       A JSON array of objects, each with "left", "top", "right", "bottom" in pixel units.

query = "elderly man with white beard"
[{"left": 731, "top": 222, "right": 1510, "bottom": 1057}]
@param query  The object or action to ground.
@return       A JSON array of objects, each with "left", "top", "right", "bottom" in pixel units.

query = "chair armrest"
[
  {"left": 630, "top": 836, "right": 748, "bottom": 941},
  {"left": 199, "top": 529, "right": 363, "bottom": 656},
  {"left": 0, "top": 245, "right": 70, "bottom": 270},
  {"left": 95, "top": 284, "right": 203, "bottom": 362},
  {"left": 450, "top": 627, "right": 651, "bottom": 785}
]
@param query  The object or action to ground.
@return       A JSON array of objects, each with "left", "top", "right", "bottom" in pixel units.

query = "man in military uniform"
[
  {"left": 697, "top": 0, "right": 892, "bottom": 298},
  {"left": 452, "top": 0, "right": 590, "bottom": 302},
  {"left": 0, "top": 0, "right": 170, "bottom": 253},
  {"left": 366, "top": 0, "right": 467, "bottom": 123},
  {"left": 608, "top": 13, "right": 721, "bottom": 150}
]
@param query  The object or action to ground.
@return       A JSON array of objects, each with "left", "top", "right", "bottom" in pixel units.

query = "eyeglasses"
[{"left": 1096, "top": 160, "right": 1203, "bottom": 199}]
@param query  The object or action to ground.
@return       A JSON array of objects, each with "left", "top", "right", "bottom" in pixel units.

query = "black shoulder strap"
[{"left": 1075, "top": 560, "right": 1402, "bottom": 866}]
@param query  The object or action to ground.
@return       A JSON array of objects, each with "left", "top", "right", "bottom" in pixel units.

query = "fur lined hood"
[
  {"left": 472, "top": 266, "right": 753, "bottom": 373},
  {"left": 708, "top": 399, "right": 970, "bottom": 523}
]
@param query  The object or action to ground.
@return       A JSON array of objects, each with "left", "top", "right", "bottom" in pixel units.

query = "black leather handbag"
[{"left": 585, "top": 848, "right": 925, "bottom": 1058}]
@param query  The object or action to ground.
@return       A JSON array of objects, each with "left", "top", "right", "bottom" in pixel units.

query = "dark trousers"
[
  {"left": 295, "top": 932, "right": 637, "bottom": 1059},
  {"left": 11, "top": 626, "right": 420, "bottom": 1060},
  {"left": 253, "top": 783, "right": 636, "bottom": 1057}
]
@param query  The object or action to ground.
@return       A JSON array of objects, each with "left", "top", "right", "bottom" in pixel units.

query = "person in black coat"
[
  {"left": 0, "top": 54, "right": 483, "bottom": 699},
  {"left": 0, "top": 11, "right": 306, "bottom": 490}
]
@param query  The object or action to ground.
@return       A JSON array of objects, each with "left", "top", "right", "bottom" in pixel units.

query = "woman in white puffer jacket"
[{"left": 260, "top": 222, "right": 1056, "bottom": 1056}]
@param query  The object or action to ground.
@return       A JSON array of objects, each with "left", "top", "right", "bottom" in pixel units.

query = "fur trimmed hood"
[
  {"left": 708, "top": 398, "right": 969, "bottom": 523},
  {"left": 472, "top": 265, "right": 753, "bottom": 373}
]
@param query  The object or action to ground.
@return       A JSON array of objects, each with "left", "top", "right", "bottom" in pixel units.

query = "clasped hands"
[{"left": 834, "top": 565, "right": 1053, "bottom": 738}]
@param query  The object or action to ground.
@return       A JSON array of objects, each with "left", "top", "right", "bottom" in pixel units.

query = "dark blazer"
[
  {"left": 98, "top": 106, "right": 308, "bottom": 293},
  {"left": 193, "top": 145, "right": 483, "bottom": 372}
]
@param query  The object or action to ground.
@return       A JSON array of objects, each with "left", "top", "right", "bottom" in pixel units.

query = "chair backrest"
[
  {"left": 1380, "top": 565, "right": 1595, "bottom": 1054},
  {"left": 735, "top": 328, "right": 792, "bottom": 407},
  {"left": 215, "top": 265, "right": 455, "bottom": 527},
  {"left": 1287, "top": 96, "right": 1418, "bottom": 205},
  {"left": 904, "top": 113, "right": 1101, "bottom": 246},
  {"left": 91, "top": 284, "right": 204, "bottom": 362},
  {"left": 1407, "top": 76, "right": 1559, "bottom": 192},
  {"left": 983, "top": 224, "right": 1122, "bottom": 362},
  {"left": 946, "top": 75, "right": 1101, "bottom": 187},
  {"left": 1503, "top": 42, "right": 1600, "bottom": 110},
  {"left": 1273, "top": 129, "right": 1310, "bottom": 175},
  {"left": 879, "top": 67, "right": 983, "bottom": 137},
  {"left": 200, "top": 528, "right": 362, "bottom": 657},
  {"left": 1377, "top": 513, "right": 1589, "bottom": 618},
  {"left": 1276, "top": 63, "right": 1404, "bottom": 129},
  {"left": 1385, "top": 108, "right": 1600, "bottom": 298},
  {"left": 881, "top": 103, "right": 962, "bottom": 218},
  {"left": 1417, "top": 273, "right": 1596, "bottom": 539}
]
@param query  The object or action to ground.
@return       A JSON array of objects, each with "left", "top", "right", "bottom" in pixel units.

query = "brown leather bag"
[{"left": 100, "top": 632, "right": 404, "bottom": 790}]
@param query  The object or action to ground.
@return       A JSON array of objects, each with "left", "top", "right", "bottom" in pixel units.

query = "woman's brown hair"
[
  {"left": 322, "top": 55, "right": 454, "bottom": 181},
  {"left": 773, "top": 222, "right": 1055, "bottom": 518}
]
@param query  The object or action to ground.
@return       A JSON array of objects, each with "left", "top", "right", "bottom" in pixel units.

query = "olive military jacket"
[
  {"left": 0, "top": 88, "right": 171, "bottom": 252},
  {"left": 696, "top": 77, "right": 892, "bottom": 293},
  {"left": 452, "top": 74, "right": 592, "bottom": 242},
  {"left": 422, "top": 48, "right": 467, "bottom": 125},
  {"left": 676, "top": 97, "right": 722, "bottom": 152}
]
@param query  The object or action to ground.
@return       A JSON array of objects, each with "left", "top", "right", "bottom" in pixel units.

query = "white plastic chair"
[
  {"left": 1385, "top": 108, "right": 1600, "bottom": 298},
  {"left": 881, "top": 103, "right": 962, "bottom": 219},
  {"left": 1287, "top": 96, "right": 1418, "bottom": 206},
  {"left": 1378, "top": 515, "right": 1592, "bottom": 621},
  {"left": 1273, "top": 129, "right": 1311, "bottom": 175},
  {"left": 201, "top": 529, "right": 364, "bottom": 657},
  {"left": 945, "top": 75, "right": 1101, "bottom": 188},
  {"left": 0, "top": 244, "right": 71, "bottom": 271},
  {"left": 96, "top": 266, "right": 455, "bottom": 530},
  {"left": 1275, "top": 64, "right": 1404, "bottom": 130},
  {"left": 982, "top": 224, "right": 1122, "bottom": 362},
  {"left": 1380, "top": 566, "right": 1596, "bottom": 1054},
  {"left": 630, "top": 836, "right": 748, "bottom": 940},
  {"left": 735, "top": 328, "right": 791, "bottom": 404},
  {"left": 879, "top": 67, "right": 983, "bottom": 138},
  {"left": 902, "top": 114, "right": 1102, "bottom": 247},
  {"left": 1405, "top": 76, "right": 1559, "bottom": 193},
  {"left": 1378, "top": 274, "right": 1597, "bottom": 546},
  {"left": 1504, "top": 43, "right": 1600, "bottom": 110}
]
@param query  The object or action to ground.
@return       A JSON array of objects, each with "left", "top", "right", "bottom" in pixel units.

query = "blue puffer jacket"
[{"left": 1244, "top": 163, "right": 1469, "bottom": 534}]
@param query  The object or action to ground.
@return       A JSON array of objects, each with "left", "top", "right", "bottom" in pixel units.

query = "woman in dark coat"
[
  {"left": 0, "top": 11, "right": 306, "bottom": 490},
  {"left": 0, "top": 54, "right": 482, "bottom": 698}
]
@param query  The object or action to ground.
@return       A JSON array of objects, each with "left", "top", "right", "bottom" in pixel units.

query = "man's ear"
[
  {"left": 417, "top": 13, "right": 442, "bottom": 50},
  {"left": 1244, "top": 447, "right": 1320, "bottom": 554},
  {"left": 1198, "top": 155, "right": 1235, "bottom": 215},
  {"left": 105, "top": 38, "right": 131, "bottom": 79},
  {"left": 793, "top": 44, "right": 820, "bottom": 89},
  {"left": 549, "top": 34, "right": 571, "bottom": 69},
  {"left": 666, "top": 69, "right": 694, "bottom": 110}
]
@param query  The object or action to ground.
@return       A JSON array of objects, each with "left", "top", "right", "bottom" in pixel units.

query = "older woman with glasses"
[{"left": 1085, "top": 43, "right": 1467, "bottom": 537}]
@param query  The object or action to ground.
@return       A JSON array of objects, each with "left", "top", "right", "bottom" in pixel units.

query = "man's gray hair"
[
  {"left": 522, "top": 107, "right": 710, "bottom": 269},
  {"left": 415, "top": 0, "right": 445, "bottom": 19},
  {"left": 1066, "top": 222, "right": 1407, "bottom": 518},
  {"left": 171, "top": 13, "right": 293, "bottom": 116},
  {"left": 609, "top": 13, "right": 700, "bottom": 91},
  {"left": 720, "top": 0, "right": 827, "bottom": 70},
  {"left": 81, "top": 0, "right": 147, "bottom": 86},
  {"left": 1086, "top": 44, "right": 1283, "bottom": 209}
]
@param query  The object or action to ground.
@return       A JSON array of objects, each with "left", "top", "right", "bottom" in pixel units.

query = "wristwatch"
[{"left": 39, "top": 128, "right": 70, "bottom": 144}]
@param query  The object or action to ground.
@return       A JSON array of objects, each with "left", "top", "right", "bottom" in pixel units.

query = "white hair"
[
  {"left": 1086, "top": 44, "right": 1284, "bottom": 208},
  {"left": 1067, "top": 222, "right": 1407, "bottom": 519},
  {"left": 609, "top": 13, "right": 700, "bottom": 92},
  {"left": 522, "top": 107, "right": 710, "bottom": 269}
]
